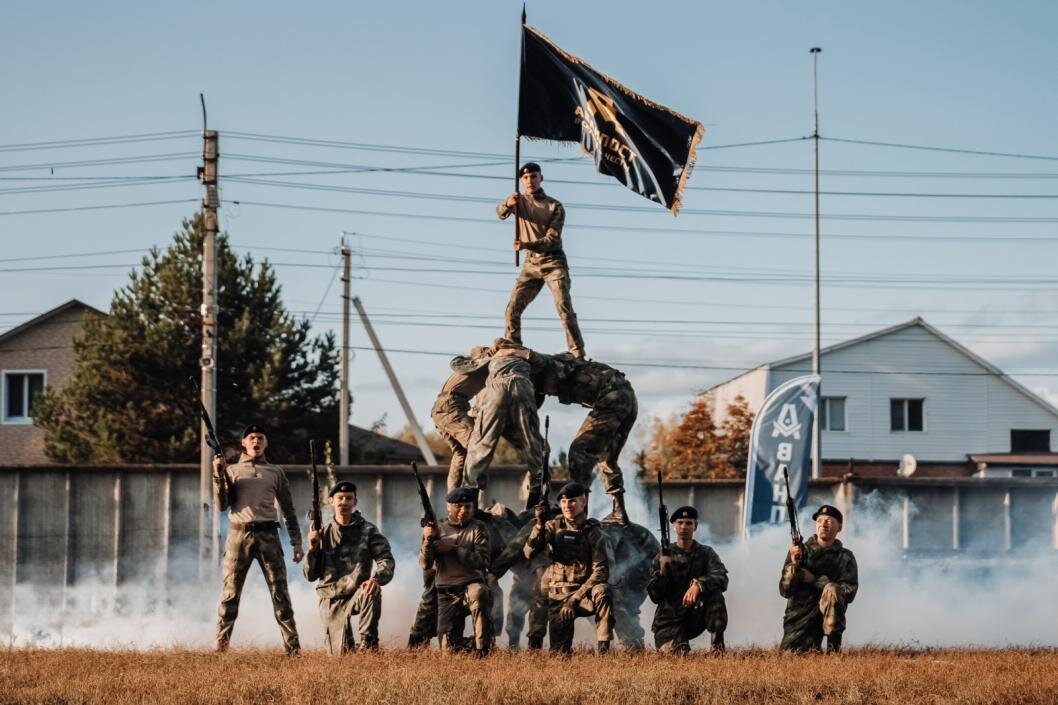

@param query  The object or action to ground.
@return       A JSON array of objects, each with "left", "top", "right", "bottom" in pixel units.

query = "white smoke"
[{"left": 8, "top": 492, "right": 1058, "bottom": 650}]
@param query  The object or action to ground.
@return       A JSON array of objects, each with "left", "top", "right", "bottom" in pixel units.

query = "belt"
[
  {"left": 231, "top": 520, "right": 280, "bottom": 532},
  {"left": 436, "top": 579, "right": 484, "bottom": 595}
]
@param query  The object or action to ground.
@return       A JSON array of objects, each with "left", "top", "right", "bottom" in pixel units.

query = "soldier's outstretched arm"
[
  {"left": 369, "top": 528, "right": 396, "bottom": 586},
  {"left": 275, "top": 468, "right": 304, "bottom": 562}
]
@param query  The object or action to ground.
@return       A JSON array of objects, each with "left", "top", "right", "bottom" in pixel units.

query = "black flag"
[{"left": 518, "top": 25, "right": 704, "bottom": 215}]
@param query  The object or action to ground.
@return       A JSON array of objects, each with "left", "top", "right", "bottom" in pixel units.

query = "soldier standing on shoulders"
[
  {"left": 599, "top": 513, "right": 660, "bottom": 651},
  {"left": 524, "top": 482, "right": 614, "bottom": 654},
  {"left": 647, "top": 506, "right": 728, "bottom": 654},
  {"left": 497, "top": 162, "right": 586, "bottom": 359},
  {"left": 213, "top": 424, "right": 303, "bottom": 655},
  {"left": 420, "top": 486, "right": 494, "bottom": 656},
  {"left": 779, "top": 504, "right": 858, "bottom": 653},
  {"left": 431, "top": 345, "right": 493, "bottom": 492},
  {"left": 304, "top": 481, "right": 395, "bottom": 653},
  {"left": 540, "top": 353, "right": 638, "bottom": 524}
]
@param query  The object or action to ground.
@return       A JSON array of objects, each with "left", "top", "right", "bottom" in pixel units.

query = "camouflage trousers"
[
  {"left": 613, "top": 591, "right": 648, "bottom": 649},
  {"left": 408, "top": 568, "right": 438, "bottom": 645},
  {"left": 464, "top": 375, "right": 543, "bottom": 494},
  {"left": 318, "top": 588, "right": 382, "bottom": 654},
  {"left": 548, "top": 583, "right": 614, "bottom": 653},
  {"left": 431, "top": 395, "right": 474, "bottom": 492},
  {"left": 215, "top": 524, "right": 300, "bottom": 654},
  {"left": 652, "top": 590, "right": 728, "bottom": 653},
  {"left": 506, "top": 568, "right": 548, "bottom": 647},
  {"left": 437, "top": 581, "right": 493, "bottom": 653},
  {"left": 780, "top": 582, "right": 848, "bottom": 652},
  {"left": 504, "top": 259, "right": 584, "bottom": 357},
  {"left": 568, "top": 382, "right": 637, "bottom": 495}
]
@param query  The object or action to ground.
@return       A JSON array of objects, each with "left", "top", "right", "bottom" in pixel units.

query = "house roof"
[
  {"left": 969, "top": 453, "right": 1058, "bottom": 466},
  {"left": 0, "top": 299, "right": 105, "bottom": 347},
  {"left": 348, "top": 424, "right": 425, "bottom": 463},
  {"left": 709, "top": 317, "right": 1058, "bottom": 420}
]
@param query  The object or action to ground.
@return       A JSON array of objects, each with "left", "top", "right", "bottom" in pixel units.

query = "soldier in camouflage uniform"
[
  {"left": 213, "top": 424, "right": 303, "bottom": 655},
  {"left": 524, "top": 482, "right": 614, "bottom": 654},
  {"left": 420, "top": 486, "right": 494, "bottom": 655},
  {"left": 432, "top": 345, "right": 493, "bottom": 492},
  {"left": 647, "top": 506, "right": 728, "bottom": 654},
  {"left": 599, "top": 514, "right": 661, "bottom": 650},
  {"left": 540, "top": 353, "right": 638, "bottom": 524},
  {"left": 498, "top": 162, "right": 585, "bottom": 359},
  {"left": 490, "top": 500, "right": 555, "bottom": 650},
  {"left": 304, "top": 481, "right": 395, "bottom": 653},
  {"left": 463, "top": 341, "right": 544, "bottom": 497},
  {"left": 780, "top": 504, "right": 858, "bottom": 653}
]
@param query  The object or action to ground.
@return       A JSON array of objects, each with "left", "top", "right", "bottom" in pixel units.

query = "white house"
[{"left": 708, "top": 318, "right": 1058, "bottom": 478}]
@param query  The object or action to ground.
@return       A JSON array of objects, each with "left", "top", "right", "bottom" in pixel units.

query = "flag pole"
[
  {"left": 513, "top": 5, "right": 526, "bottom": 267},
  {"left": 810, "top": 46, "right": 822, "bottom": 481}
]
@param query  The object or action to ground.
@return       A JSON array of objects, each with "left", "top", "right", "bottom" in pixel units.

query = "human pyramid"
[{"left": 210, "top": 162, "right": 858, "bottom": 656}]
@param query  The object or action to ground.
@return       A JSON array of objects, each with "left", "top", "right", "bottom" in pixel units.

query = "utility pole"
[
  {"left": 810, "top": 47, "right": 822, "bottom": 480},
  {"left": 351, "top": 296, "right": 438, "bottom": 466},
  {"left": 197, "top": 93, "right": 220, "bottom": 574},
  {"left": 339, "top": 242, "right": 351, "bottom": 466}
]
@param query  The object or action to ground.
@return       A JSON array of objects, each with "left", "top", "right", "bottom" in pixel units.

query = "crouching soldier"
[
  {"left": 421, "top": 486, "right": 493, "bottom": 655},
  {"left": 647, "top": 506, "right": 728, "bottom": 654},
  {"left": 304, "top": 481, "right": 395, "bottom": 653},
  {"left": 780, "top": 504, "right": 858, "bottom": 653},
  {"left": 524, "top": 482, "right": 614, "bottom": 654}
]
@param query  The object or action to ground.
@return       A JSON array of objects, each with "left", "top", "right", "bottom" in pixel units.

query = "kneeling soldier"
[
  {"left": 304, "top": 481, "right": 395, "bottom": 653},
  {"left": 780, "top": 504, "right": 858, "bottom": 653},
  {"left": 524, "top": 481, "right": 613, "bottom": 654},
  {"left": 647, "top": 506, "right": 728, "bottom": 654},
  {"left": 421, "top": 486, "right": 493, "bottom": 655}
]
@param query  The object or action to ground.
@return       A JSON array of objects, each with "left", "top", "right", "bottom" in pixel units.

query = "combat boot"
[
  {"left": 710, "top": 631, "right": 726, "bottom": 654},
  {"left": 527, "top": 635, "right": 543, "bottom": 651},
  {"left": 596, "top": 640, "right": 611, "bottom": 654},
  {"left": 826, "top": 633, "right": 842, "bottom": 653}
]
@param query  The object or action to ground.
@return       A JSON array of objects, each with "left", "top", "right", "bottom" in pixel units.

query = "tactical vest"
[{"left": 549, "top": 519, "right": 597, "bottom": 565}]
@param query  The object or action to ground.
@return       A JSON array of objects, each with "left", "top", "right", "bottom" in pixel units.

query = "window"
[
  {"left": 890, "top": 398, "right": 924, "bottom": 432},
  {"left": 820, "top": 396, "right": 846, "bottom": 431},
  {"left": 2, "top": 371, "right": 45, "bottom": 424},
  {"left": 1011, "top": 429, "right": 1050, "bottom": 453}
]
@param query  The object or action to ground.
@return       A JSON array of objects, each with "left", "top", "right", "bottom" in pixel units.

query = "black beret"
[
  {"left": 812, "top": 504, "right": 844, "bottom": 524},
  {"left": 519, "top": 162, "right": 542, "bottom": 176},
  {"left": 669, "top": 506, "right": 698, "bottom": 522},
  {"left": 446, "top": 487, "right": 478, "bottom": 504},
  {"left": 556, "top": 481, "right": 589, "bottom": 499},
  {"left": 241, "top": 423, "right": 268, "bottom": 438},
  {"left": 328, "top": 481, "right": 357, "bottom": 497}
]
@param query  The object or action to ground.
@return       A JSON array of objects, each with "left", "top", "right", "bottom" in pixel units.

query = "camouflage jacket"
[
  {"left": 304, "top": 512, "right": 395, "bottom": 599},
  {"left": 420, "top": 517, "right": 491, "bottom": 588},
  {"left": 525, "top": 512, "right": 609, "bottom": 598},
  {"left": 599, "top": 520, "right": 661, "bottom": 595},
  {"left": 555, "top": 358, "right": 632, "bottom": 408},
  {"left": 779, "top": 536, "right": 858, "bottom": 604},
  {"left": 490, "top": 506, "right": 556, "bottom": 579},
  {"left": 647, "top": 540, "right": 728, "bottom": 607},
  {"left": 496, "top": 189, "right": 566, "bottom": 267}
]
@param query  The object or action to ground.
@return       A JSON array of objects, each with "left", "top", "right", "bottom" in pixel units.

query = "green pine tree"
[{"left": 34, "top": 215, "right": 340, "bottom": 464}]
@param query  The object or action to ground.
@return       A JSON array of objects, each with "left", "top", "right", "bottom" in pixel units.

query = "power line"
[
  {"left": 0, "top": 152, "right": 197, "bottom": 173},
  {"left": 0, "top": 130, "right": 198, "bottom": 153},
  {"left": 0, "top": 199, "right": 199, "bottom": 217},
  {"left": 823, "top": 136, "right": 1058, "bottom": 162}
]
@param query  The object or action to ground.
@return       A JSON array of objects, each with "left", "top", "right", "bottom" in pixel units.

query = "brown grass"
[{"left": 1, "top": 648, "right": 1056, "bottom": 705}]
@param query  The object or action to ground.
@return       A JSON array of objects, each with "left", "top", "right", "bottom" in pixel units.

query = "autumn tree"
[
  {"left": 34, "top": 215, "right": 340, "bottom": 464},
  {"left": 638, "top": 393, "right": 755, "bottom": 479}
]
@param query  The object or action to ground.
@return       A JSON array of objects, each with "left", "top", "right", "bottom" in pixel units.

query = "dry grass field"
[{"left": 1, "top": 648, "right": 1056, "bottom": 705}]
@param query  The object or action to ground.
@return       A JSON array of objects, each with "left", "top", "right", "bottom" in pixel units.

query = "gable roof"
[
  {"left": 711, "top": 317, "right": 1058, "bottom": 420},
  {"left": 0, "top": 299, "right": 105, "bottom": 347}
]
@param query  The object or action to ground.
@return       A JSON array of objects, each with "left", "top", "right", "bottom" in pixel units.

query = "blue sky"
[{"left": 4, "top": 1, "right": 1058, "bottom": 457}]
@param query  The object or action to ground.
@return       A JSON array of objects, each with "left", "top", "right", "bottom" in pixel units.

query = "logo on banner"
[{"left": 771, "top": 403, "right": 802, "bottom": 439}]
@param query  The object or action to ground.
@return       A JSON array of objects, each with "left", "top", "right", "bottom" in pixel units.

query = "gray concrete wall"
[{"left": 0, "top": 466, "right": 1055, "bottom": 630}]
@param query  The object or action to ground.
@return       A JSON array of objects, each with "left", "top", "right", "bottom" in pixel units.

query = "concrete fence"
[{"left": 1, "top": 465, "right": 1056, "bottom": 638}]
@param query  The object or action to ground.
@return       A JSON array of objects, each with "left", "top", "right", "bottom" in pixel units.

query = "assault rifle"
[
  {"left": 783, "top": 467, "right": 806, "bottom": 567},
  {"left": 189, "top": 376, "right": 227, "bottom": 498},
  {"left": 657, "top": 471, "right": 671, "bottom": 556},
  {"left": 411, "top": 462, "right": 437, "bottom": 528},
  {"left": 307, "top": 440, "right": 323, "bottom": 570},
  {"left": 527, "top": 415, "right": 551, "bottom": 512}
]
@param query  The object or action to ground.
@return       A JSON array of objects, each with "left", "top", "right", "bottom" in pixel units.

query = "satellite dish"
[{"left": 898, "top": 454, "right": 917, "bottom": 477}]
